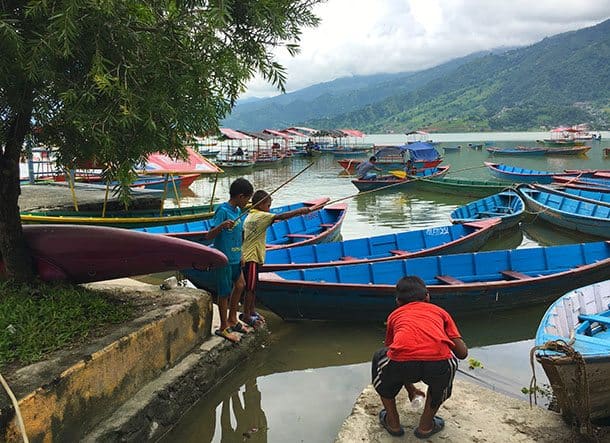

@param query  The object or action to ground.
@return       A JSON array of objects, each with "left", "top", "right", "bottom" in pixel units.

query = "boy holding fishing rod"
[
  {"left": 372, "top": 276, "right": 468, "bottom": 438},
  {"left": 206, "top": 178, "right": 254, "bottom": 343},
  {"left": 240, "top": 190, "right": 323, "bottom": 328}
]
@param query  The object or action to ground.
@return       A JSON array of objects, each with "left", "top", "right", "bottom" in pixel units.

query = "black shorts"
[
  {"left": 243, "top": 261, "right": 260, "bottom": 292},
  {"left": 371, "top": 347, "right": 458, "bottom": 409}
]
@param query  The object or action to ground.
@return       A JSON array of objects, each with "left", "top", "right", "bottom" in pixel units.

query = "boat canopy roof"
[
  {"left": 374, "top": 142, "right": 440, "bottom": 162},
  {"left": 141, "top": 147, "right": 222, "bottom": 174},
  {"left": 340, "top": 129, "right": 365, "bottom": 138},
  {"left": 237, "top": 130, "right": 274, "bottom": 141},
  {"left": 219, "top": 127, "right": 251, "bottom": 139},
  {"left": 263, "top": 128, "right": 293, "bottom": 139}
]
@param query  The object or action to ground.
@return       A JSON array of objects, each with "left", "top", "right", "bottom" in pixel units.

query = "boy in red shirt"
[{"left": 372, "top": 276, "right": 468, "bottom": 439}]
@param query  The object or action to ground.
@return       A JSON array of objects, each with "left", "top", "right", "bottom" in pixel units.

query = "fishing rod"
[{"left": 324, "top": 163, "right": 490, "bottom": 207}]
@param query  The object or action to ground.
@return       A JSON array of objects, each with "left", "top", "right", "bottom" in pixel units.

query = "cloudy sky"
[{"left": 244, "top": 0, "right": 610, "bottom": 98}]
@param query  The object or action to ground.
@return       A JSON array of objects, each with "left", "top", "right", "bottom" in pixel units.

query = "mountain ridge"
[{"left": 223, "top": 19, "right": 610, "bottom": 132}]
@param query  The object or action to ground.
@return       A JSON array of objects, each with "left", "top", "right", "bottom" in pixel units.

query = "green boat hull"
[{"left": 413, "top": 177, "right": 509, "bottom": 197}]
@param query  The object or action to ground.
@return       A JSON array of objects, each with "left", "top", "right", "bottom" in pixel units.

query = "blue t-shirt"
[{"left": 211, "top": 202, "right": 243, "bottom": 264}]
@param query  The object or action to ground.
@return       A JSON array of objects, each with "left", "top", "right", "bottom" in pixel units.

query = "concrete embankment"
[
  {"left": 0, "top": 280, "right": 267, "bottom": 442},
  {"left": 335, "top": 381, "right": 609, "bottom": 442}
]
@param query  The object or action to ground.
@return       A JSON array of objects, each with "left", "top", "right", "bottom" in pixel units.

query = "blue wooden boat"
[
  {"left": 450, "top": 190, "right": 525, "bottom": 230},
  {"left": 262, "top": 219, "right": 499, "bottom": 272},
  {"left": 351, "top": 165, "right": 450, "bottom": 192},
  {"left": 485, "top": 162, "right": 577, "bottom": 184},
  {"left": 533, "top": 184, "right": 610, "bottom": 207},
  {"left": 535, "top": 280, "right": 610, "bottom": 422},
  {"left": 256, "top": 242, "right": 610, "bottom": 321},
  {"left": 133, "top": 198, "right": 345, "bottom": 249},
  {"left": 442, "top": 145, "right": 462, "bottom": 153},
  {"left": 517, "top": 185, "right": 610, "bottom": 238},
  {"left": 552, "top": 175, "right": 610, "bottom": 191}
]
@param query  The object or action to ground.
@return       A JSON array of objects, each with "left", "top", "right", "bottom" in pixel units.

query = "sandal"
[
  {"left": 239, "top": 314, "right": 263, "bottom": 328},
  {"left": 229, "top": 322, "right": 252, "bottom": 334},
  {"left": 214, "top": 328, "right": 239, "bottom": 343},
  {"left": 414, "top": 416, "right": 445, "bottom": 439},
  {"left": 378, "top": 409, "right": 405, "bottom": 437}
]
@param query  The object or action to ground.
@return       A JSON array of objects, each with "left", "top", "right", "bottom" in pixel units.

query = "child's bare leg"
[
  {"left": 228, "top": 273, "right": 245, "bottom": 325},
  {"left": 380, "top": 396, "right": 402, "bottom": 433},
  {"left": 404, "top": 383, "right": 426, "bottom": 401},
  {"left": 417, "top": 393, "right": 441, "bottom": 434},
  {"left": 217, "top": 297, "right": 239, "bottom": 342}
]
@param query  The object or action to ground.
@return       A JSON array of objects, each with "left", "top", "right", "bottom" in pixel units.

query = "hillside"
[
  {"left": 224, "top": 19, "right": 610, "bottom": 132},
  {"left": 222, "top": 52, "right": 486, "bottom": 130}
]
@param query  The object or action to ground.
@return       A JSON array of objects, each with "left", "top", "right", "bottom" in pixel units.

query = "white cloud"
[{"left": 244, "top": 0, "right": 610, "bottom": 98}]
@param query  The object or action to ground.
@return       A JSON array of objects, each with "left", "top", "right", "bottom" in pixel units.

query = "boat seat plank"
[
  {"left": 479, "top": 211, "right": 506, "bottom": 217},
  {"left": 285, "top": 234, "right": 315, "bottom": 239},
  {"left": 501, "top": 270, "right": 529, "bottom": 280},
  {"left": 388, "top": 249, "right": 408, "bottom": 256},
  {"left": 578, "top": 314, "right": 610, "bottom": 326},
  {"left": 435, "top": 275, "right": 464, "bottom": 285},
  {"left": 319, "top": 223, "right": 334, "bottom": 228}
]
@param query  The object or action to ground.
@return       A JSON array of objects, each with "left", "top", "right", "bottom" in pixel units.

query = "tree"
[{"left": 0, "top": 0, "right": 322, "bottom": 282}]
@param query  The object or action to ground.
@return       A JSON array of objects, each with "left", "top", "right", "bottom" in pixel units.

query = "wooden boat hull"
[
  {"left": 0, "top": 225, "right": 227, "bottom": 283},
  {"left": 351, "top": 166, "right": 450, "bottom": 192},
  {"left": 133, "top": 198, "right": 333, "bottom": 245},
  {"left": 21, "top": 207, "right": 216, "bottom": 228},
  {"left": 182, "top": 203, "right": 347, "bottom": 293},
  {"left": 538, "top": 358, "right": 610, "bottom": 423},
  {"left": 262, "top": 219, "right": 499, "bottom": 271},
  {"left": 518, "top": 185, "right": 610, "bottom": 238},
  {"left": 338, "top": 158, "right": 442, "bottom": 174},
  {"left": 535, "top": 281, "right": 610, "bottom": 422},
  {"left": 450, "top": 190, "right": 524, "bottom": 230},
  {"left": 485, "top": 162, "right": 576, "bottom": 184},
  {"left": 257, "top": 242, "right": 610, "bottom": 321},
  {"left": 413, "top": 177, "right": 508, "bottom": 197},
  {"left": 532, "top": 185, "right": 610, "bottom": 207},
  {"left": 486, "top": 147, "right": 547, "bottom": 156}
]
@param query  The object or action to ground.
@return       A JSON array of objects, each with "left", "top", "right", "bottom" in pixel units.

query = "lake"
[{"left": 158, "top": 132, "right": 609, "bottom": 443}]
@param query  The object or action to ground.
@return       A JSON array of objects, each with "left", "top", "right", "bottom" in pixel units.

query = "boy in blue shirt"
[{"left": 207, "top": 178, "right": 254, "bottom": 343}]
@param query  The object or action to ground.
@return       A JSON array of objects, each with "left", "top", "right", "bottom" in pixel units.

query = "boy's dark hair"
[
  {"left": 370, "top": 156, "right": 377, "bottom": 162},
  {"left": 229, "top": 178, "right": 253, "bottom": 198},
  {"left": 395, "top": 276, "right": 428, "bottom": 303},
  {"left": 252, "top": 190, "right": 271, "bottom": 207}
]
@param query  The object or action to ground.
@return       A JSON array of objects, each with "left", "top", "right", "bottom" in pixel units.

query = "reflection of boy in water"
[{"left": 221, "top": 379, "right": 268, "bottom": 442}]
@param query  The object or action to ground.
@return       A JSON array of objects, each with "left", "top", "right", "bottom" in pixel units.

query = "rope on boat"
[
  {"left": 529, "top": 339, "right": 596, "bottom": 440},
  {"left": 0, "top": 372, "right": 29, "bottom": 442}
]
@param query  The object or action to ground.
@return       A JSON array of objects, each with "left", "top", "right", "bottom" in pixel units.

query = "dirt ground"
[{"left": 335, "top": 381, "right": 609, "bottom": 443}]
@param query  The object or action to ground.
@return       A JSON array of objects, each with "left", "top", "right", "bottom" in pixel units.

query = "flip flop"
[
  {"left": 378, "top": 409, "right": 405, "bottom": 437},
  {"left": 239, "top": 314, "right": 263, "bottom": 329},
  {"left": 414, "top": 416, "right": 445, "bottom": 439},
  {"left": 229, "top": 322, "right": 252, "bottom": 334},
  {"left": 214, "top": 328, "right": 239, "bottom": 343}
]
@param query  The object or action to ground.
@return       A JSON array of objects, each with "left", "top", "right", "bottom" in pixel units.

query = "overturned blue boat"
[
  {"left": 257, "top": 241, "right": 610, "bottom": 321},
  {"left": 263, "top": 219, "right": 499, "bottom": 272},
  {"left": 450, "top": 189, "right": 524, "bottom": 230}
]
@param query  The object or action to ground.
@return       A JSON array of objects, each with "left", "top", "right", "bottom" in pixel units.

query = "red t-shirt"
[{"left": 385, "top": 301, "right": 461, "bottom": 361}]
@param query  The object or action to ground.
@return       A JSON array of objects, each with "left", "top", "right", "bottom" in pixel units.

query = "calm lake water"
[{"left": 158, "top": 132, "right": 610, "bottom": 443}]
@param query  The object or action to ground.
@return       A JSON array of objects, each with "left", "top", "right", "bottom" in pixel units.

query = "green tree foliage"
[{"left": 0, "top": 0, "right": 321, "bottom": 281}]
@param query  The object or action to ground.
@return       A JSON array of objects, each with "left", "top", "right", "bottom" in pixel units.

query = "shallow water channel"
[{"left": 157, "top": 133, "right": 609, "bottom": 442}]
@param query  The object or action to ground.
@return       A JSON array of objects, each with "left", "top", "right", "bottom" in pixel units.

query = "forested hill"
[{"left": 224, "top": 19, "right": 610, "bottom": 132}]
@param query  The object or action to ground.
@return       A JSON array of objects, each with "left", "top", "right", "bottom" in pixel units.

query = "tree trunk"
[{"left": 0, "top": 94, "right": 35, "bottom": 282}]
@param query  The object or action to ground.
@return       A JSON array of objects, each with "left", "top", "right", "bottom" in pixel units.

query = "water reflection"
[{"left": 158, "top": 137, "right": 610, "bottom": 442}]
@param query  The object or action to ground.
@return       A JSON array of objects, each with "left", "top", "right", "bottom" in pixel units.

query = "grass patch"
[{"left": 0, "top": 281, "right": 134, "bottom": 370}]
